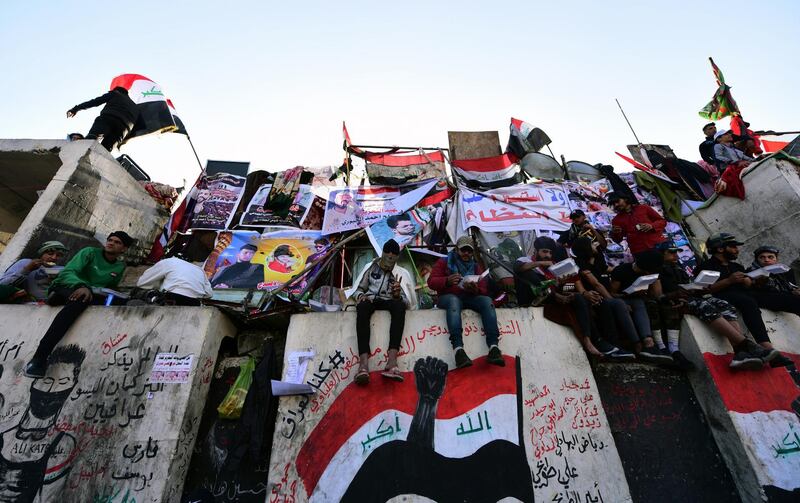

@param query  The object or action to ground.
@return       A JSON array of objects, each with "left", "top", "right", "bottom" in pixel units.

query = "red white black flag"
[{"left": 110, "top": 74, "right": 177, "bottom": 144}]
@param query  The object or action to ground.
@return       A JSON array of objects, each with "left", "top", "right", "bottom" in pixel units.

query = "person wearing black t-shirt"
[
  {"left": 608, "top": 250, "right": 674, "bottom": 364},
  {"left": 653, "top": 241, "right": 776, "bottom": 370},
  {"left": 699, "top": 233, "right": 798, "bottom": 367}
]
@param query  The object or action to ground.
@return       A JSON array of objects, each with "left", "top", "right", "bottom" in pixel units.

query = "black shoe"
[
  {"left": 600, "top": 345, "right": 636, "bottom": 362},
  {"left": 454, "top": 348, "right": 473, "bottom": 369},
  {"left": 730, "top": 351, "right": 764, "bottom": 371},
  {"left": 24, "top": 359, "right": 47, "bottom": 378},
  {"left": 638, "top": 346, "right": 674, "bottom": 364},
  {"left": 770, "top": 354, "right": 794, "bottom": 368},
  {"left": 745, "top": 341, "right": 778, "bottom": 363},
  {"left": 487, "top": 346, "right": 505, "bottom": 366},
  {"left": 671, "top": 351, "right": 695, "bottom": 371}
]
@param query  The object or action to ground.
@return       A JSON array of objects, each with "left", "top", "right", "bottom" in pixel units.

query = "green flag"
[{"left": 698, "top": 57, "right": 740, "bottom": 121}]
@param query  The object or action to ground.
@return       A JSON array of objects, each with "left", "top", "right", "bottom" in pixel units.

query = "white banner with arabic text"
[{"left": 460, "top": 185, "right": 571, "bottom": 233}]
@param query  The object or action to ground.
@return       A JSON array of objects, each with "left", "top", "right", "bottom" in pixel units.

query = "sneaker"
[
  {"left": 24, "top": 359, "right": 47, "bottom": 378},
  {"left": 487, "top": 346, "right": 505, "bottom": 367},
  {"left": 729, "top": 351, "right": 764, "bottom": 371},
  {"left": 770, "top": 354, "right": 794, "bottom": 368},
  {"left": 638, "top": 346, "right": 674, "bottom": 364},
  {"left": 595, "top": 340, "right": 636, "bottom": 362},
  {"left": 671, "top": 351, "right": 695, "bottom": 371},
  {"left": 454, "top": 348, "right": 473, "bottom": 369},
  {"left": 745, "top": 341, "right": 778, "bottom": 362}
]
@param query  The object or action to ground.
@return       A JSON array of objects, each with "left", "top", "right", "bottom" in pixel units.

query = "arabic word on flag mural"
[
  {"left": 187, "top": 173, "right": 247, "bottom": 231},
  {"left": 321, "top": 179, "right": 437, "bottom": 235},
  {"left": 460, "top": 185, "right": 571, "bottom": 233},
  {"left": 110, "top": 73, "right": 176, "bottom": 144},
  {"left": 293, "top": 355, "right": 533, "bottom": 502}
]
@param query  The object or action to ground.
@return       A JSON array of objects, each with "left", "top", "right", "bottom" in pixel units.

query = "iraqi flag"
[
  {"left": 167, "top": 99, "right": 188, "bottom": 136},
  {"left": 506, "top": 117, "right": 551, "bottom": 159},
  {"left": 145, "top": 174, "right": 201, "bottom": 262},
  {"left": 110, "top": 74, "right": 177, "bottom": 145},
  {"left": 295, "top": 355, "right": 533, "bottom": 503},
  {"left": 364, "top": 150, "right": 448, "bottom": 186},
  {"left": 702, "top": 350, "right": 800, "bottom": 498},
  {"left": 451, "top": 153, "right": 521, "bottom": 189}
]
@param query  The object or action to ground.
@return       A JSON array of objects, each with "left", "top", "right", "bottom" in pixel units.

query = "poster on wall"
[
  {"left": 187, "top": 172, "right": 247, "bottom": 230},
  {"left": 205, "top": 230, "right": 325, "bottom": 291},
  {"left": 366, "top": 208, "right": 432, "bottom": 255},
  {"left": 240, "top": 184, "right": 314, "bottom": 228},
  {"left": 239, "top": 184, "right": 272, "bottom": 226},
  {"left": 321, "top": 180, "right": 437, "bottom": 235},
  {"left": 459, "top": 185, "right": 571, "bottom": 233}
]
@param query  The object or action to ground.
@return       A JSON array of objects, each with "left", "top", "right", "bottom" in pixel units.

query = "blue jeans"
[{"left": 437, "top": 294, "right": 500, "bottom": 349}]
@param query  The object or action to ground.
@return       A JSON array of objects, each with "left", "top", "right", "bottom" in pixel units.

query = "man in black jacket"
[
  {"left": 67, "top": 87, "right": 139, "bottom": 151},
  {"left": 699, "top": 122, "right": 717, "bottom": 165}
]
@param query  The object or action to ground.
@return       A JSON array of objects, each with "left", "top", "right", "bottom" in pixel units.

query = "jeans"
[
  {"left": 624, "top": 298, "right": 653, "bottom": 341},
  {"left": 437, "top": 294, "right": 500, "bottom": 349},
  {"left": 356, "top": 298, "right": 406, "bottom": 355},
  {"left": 32, "top": 286, "right": 107, "bottom": 362},
  {"left": 596, "top": 297, "right": 641, "bottom": 344}
]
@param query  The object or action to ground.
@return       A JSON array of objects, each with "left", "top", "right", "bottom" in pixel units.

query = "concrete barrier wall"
[
  {"left": 0, "top": 305, "right": 234, "bottom": 502},
  {"left": 0, "top": 140, "right": 168, "bottom": 271},
  {"left": 268, "top": 308, "right": 632, "bottom": 503},
  {"left": 681, "top": 310, "right": 800, "bottom": 502}
]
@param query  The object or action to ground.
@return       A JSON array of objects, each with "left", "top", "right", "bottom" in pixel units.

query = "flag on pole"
[
  {"left": 110, "top": 74, "right": 177, "bottom": 145},
  {"left": 698, "top": 58, "right": 740, "bottom": 121},
  {"left": 451, "top": 153, "right": 521, "bottom": 188},
  {"left": 167, "top": 99, "right": 188, "bottom": 136},
  {"left": 506, "top": 117, "right": 551, "bottom": 160},
  {"left": 145, "top": 175, "right": 201, "bottom": 262},
  {"left": 342, "top": 122, "right": 363, "bottom": 155}
]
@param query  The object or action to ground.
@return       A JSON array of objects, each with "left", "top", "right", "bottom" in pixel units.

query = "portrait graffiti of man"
[{"left": 0, "top": 345, "right": 85, "bottom": 502}]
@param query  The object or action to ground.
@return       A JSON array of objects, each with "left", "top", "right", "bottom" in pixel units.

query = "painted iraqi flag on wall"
[
  {"left": 110, "top": 74, "right": 177, "bottom": 145},
  {"left": 451, "top": 153, "right": 521, "bottom": 189},
  {"left": 295, "top": 355, "right": 534, "bottom": 502}
]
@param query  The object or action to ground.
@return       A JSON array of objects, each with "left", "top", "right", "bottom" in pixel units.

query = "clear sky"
[{"left": 2, "top": 1, "right": 798, "bottom": 189}]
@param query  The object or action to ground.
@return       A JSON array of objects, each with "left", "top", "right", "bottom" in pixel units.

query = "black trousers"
[
  {"left": 356, "top": 298, "right": 406, "bottom": 355},
  {"left": 164, "top": 292, "right": 202, "bottom": 306},
  {"left": 713, "top": 289, "right": 800, "bottom": 343},
  {"left": 86, "top": 114, "right": 129, "bottom": 150},
  {"left": 32, "top": 287, "right": 107, "bottom": 362}
]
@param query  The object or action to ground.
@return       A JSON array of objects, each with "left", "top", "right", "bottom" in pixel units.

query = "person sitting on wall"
[
  {"left": 699, "top": 233, "right": 796, "bottom": 367},
  {"left": 428, "top": 235, "right": 504, "bottom": 368},
  {"left": 24, "top": 231, "right": 133, "bottom": 378},
  {"left": 210, "top": 244, "right": 265, "bottom": 289},
  {"left": 571, "top": 238, "right": 655, "bottom": 361},
  {"left": 747, "top": 245, "right": 799, "bottom": 295},
  {"left": 66, "top": 86, "right": 139, "bottom": 151},
  {"left": 608, "top": 250, "right": 675, "bottom": 364},
  {"left": 515, "top": 236, "right": 633, "bottom": 361},
  {"left": 0, "top": 241, "right": 68, "bottom": 302},
  {"left": 699, "top": 122, "right": 717, "bottom": 165},
  {"left": 557, "top": 209, "right": 607, "bottom": 251},
  {"left": 652, "top": 240, "right": 777, "bottom": 370},
  {"left": 136, "top": 250, "right": 213, "bottom": 306},
  {"left": 351, "top": 239, "right": 413, "bottom": 384},
  {"left": 608, "top": 192, "right": 667, "bottom": 257},
  {"left": 713, "top": 129, "right": 754, "bottom": 172}
]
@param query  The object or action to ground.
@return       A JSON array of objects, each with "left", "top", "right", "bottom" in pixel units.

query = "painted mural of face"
[{"left": 29, "top": 363, "right": 77, "bottom": 419}]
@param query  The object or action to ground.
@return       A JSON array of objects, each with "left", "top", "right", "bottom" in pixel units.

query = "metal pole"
[
  {"left": 186, "top": 136, "right": 206, "bottom": 173},
  {"left": 615, "top": 98, "right": 642, "bottom": 145},
  {"left": 351, "top": 145, "right": 449, "bottom": 152}
]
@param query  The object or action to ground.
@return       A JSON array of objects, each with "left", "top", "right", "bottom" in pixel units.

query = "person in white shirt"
[{"left": 136, "top": 253, "right": 213, "bottom": 306}]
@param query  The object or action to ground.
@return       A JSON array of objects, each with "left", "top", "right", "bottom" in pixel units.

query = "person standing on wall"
[
  {"left": 66, "top": 86, "right": 139, "bottom": 151},
  {"left": 24, "top": 231, "right": 133, "bottom": 378},
  {"left": 428, "top": 235, "right": 504, "bottom": 369}
]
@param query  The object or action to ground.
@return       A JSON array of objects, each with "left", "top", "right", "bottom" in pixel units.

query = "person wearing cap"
[
  {"left": 25, "top": 231, "right": 133, "bottom": 378},
  {"left": 136, "top": 249, "right": 213, "bottom": 306},
  {"left": 210, "top": 243, "right": 265, "bottom": 289},
  {"left": 557, "top": 209, "right": 607, "bottom": 251},
  {"left": 699, "top": 122, "right": 717, "bottom": 165},
  {"left": 608, "top": 193, "right": 667, "bottom": 256},
  {"left": 516, "top": 237, "right": 634, "bottom": 361},
  {"left": 0, "top": 241, "right": 68, "bottom": 302},
  {"left": 608, "top": 250, "right": 675, "bottom": 364},
  {"left": 713, "top": 129, "right": 754, "bottom": 171},
  {"left": 699, "top": 233, "right": 797, "bottom": 367},
  {"left": 428, "top": 235, "right": 504, "bottom": 368},
  {"left": 748, "top": 245, "right": 799, "bottom": 295},
  {"left": 351, "top": 239, "right": 416, "bottom": 384},
  {"left": 652, "top": 240, "right": 776, "bottom": 370}
]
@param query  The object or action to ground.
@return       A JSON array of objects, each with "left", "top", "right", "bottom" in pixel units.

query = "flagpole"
[
  {"left": 186, "top": 136, "right": 205, "bottom": 174},
  {"left": 615, "top": 98, "right": 642, "bottom": 145}
]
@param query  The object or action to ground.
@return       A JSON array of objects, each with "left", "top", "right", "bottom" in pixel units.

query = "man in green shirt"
[{"left": 24, "top": 231, "right": 133, "bottom": 378}]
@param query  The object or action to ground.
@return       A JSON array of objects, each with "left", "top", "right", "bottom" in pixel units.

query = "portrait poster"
[
  {"left": 366, "top": 208, "right": 432, "bottom": 255},
  {"left": 187, "top": 173, "right": 247, "bottom": 230}
]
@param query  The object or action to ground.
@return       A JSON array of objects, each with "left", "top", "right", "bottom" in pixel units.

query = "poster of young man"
[{"left": 366, "top": 208, "right": 431, "bottom": 255}]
